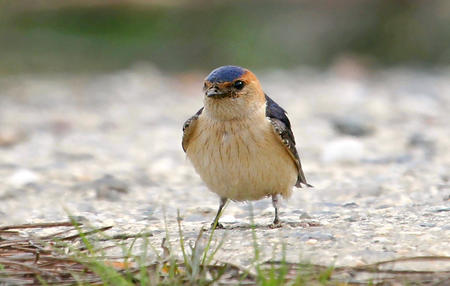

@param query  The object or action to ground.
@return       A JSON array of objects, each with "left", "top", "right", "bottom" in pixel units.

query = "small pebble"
[
  {"left": 321, "top": 137, "right": 365, "bottom": 163},
  {"left": 299, "top": 212, "right": 312, "bottom": 219},
  {"left": 8, "top": 169, "right": 40, "bottom": 188},
  {"left": 306, "top": 239, "right": 318, "bottom": 245},
  {"left": 94, "top": 175, "right": 129, "bottom": 201},
  {"left": 342, "top": 202, "right": 359, "bottom": 208},
  {"left": 332, "top": 116, "right": 374, "bottom": 137}
]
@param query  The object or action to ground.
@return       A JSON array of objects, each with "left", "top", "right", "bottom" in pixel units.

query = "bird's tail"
[{"left": 295, "top": 172, "right": 313, "bottom": 188}]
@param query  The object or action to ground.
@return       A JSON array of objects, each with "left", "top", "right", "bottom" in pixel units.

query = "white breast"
[{"left": 186, "top": 113, "right": 298, "bottom": 201}]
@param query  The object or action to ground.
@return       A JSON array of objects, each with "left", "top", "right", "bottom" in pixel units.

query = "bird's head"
[{"left": 203, "top": 66, "right": 266, "bottom": 120}]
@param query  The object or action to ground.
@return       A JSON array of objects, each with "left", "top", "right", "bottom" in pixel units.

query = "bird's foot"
[
  {"left": 270, "top": 219, "right": 282, "bottom": 229},
  {"left": 210, "top": 221, "right": 224, "bottom": 230}
]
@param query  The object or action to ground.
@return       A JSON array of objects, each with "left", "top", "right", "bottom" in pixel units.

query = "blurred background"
[{"left": 1, "top": 0, "right": 449, "bottom": 74}]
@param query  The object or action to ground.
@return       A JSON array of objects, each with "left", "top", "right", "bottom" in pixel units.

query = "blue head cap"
[{"left": 206, "top": 66, "right": 246, "bottom": 83}]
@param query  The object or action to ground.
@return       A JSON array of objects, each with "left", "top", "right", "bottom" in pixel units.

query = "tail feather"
[{"left": 295, "top": 172, "right": 313, "bottom": 188}]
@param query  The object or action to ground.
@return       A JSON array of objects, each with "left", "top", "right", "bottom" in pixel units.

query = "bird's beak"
[{"left": 206, "top": 87, "right": 228, "bottom": 98}]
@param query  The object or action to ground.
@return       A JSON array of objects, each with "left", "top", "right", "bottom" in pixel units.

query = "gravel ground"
[{"left": 0, "top": 65, "right": 449, "bottom": 271}]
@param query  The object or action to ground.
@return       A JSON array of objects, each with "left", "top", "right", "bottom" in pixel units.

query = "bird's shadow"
[{"left": 207, "top": 221, "right": 321, "bottom": 231}]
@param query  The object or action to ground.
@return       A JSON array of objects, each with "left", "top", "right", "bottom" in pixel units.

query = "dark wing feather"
[
  {"left": 265, "top": 94, "right": 312, "bottom": 188},
  {"left": 182, "top": 107, "right": 203, "bottom": 152}
]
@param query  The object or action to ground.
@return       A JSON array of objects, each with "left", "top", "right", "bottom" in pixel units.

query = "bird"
[{"left": 182, "top": 65, "right": 312, "bottom": 228}]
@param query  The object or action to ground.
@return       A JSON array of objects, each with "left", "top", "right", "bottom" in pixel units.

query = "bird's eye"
[
  {"left": 203, "top": 82, "right": 207, "bottom": 90},
  {"left": 233, "top": 80, "right": 245, "bottom": 90}
]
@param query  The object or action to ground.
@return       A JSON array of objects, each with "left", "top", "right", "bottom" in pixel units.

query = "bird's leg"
[
  {"left": 211, "top": 197, "right": 228, "bottom": 229},
  {"left": 271, "top": 194, "right": 282, "bottom": 227}
]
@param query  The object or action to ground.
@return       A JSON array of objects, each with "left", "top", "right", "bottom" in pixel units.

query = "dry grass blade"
[
  {"left": 0, "top": 258, "right": 56, "bottom": 276},
  {"left": 0, "top": 221, "right": 78, "bottom": 231},
  {"left": 0, "top": 222, "right": 116, "bottom": 285},
  {"left": 98, "top": 231, "right": 153, "bottom": 241},
  {"left": 265, "top": 256, "right": 450, "bottom": 285},
  {"left": 60, "top": 225, "right": 113, "bottom": 241}
]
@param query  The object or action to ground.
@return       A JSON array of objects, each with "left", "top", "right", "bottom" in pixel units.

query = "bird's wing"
[
  {"left": 265, "top": 94, "right": 312, "bottom": 188},
  {"left": 182, "top": 107, "right": 204, "bottom": 152}
]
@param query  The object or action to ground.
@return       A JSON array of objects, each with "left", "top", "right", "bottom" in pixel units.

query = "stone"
[
  {"left": 94, "top": 175, "right": 129, "bottom": 201},
  {"left": 54, "top": 151, "right": 94, "bottom": 161},
  {"left": 299, "top": 212, "right": 312, "bottom": 219},
  {"left": 332, "top": 116, "right": 374, "bottom": 137},
  {"left": 298, "top": 231, "right": 335, "bottom": 241},
  {"left": 321, "top": 137, "right": 365, "bottom": 163},
  {"left": 7, "top": 169, "right": 40, "bottom": 188},
  {"left": 345, "top": 215, "right": 359, "bottom": 222},
  {"left": 431, "top": 207, "right": 450, "bottom": 213},
  {"left": 342, "top": 202, "right": 359, "bottom": 208},
  {"left": 0, "top": 128, "right": 26, "bottom": 147}
]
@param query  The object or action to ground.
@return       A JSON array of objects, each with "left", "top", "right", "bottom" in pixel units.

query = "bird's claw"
[
  {"left": 211, "top": 222, "right": 224, "bottom": 230},
  {"left": 270, "top": 219, "right": 282, "bottom": 228}
]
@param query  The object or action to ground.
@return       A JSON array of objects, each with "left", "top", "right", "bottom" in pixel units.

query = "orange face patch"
[{"left": 238, "top": 70, "right": 258, "bottom": 84}]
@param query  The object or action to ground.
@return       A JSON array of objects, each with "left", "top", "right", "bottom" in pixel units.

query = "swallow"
[{"left": 182, "top": 65, "right": 311, "bottom": 228}]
